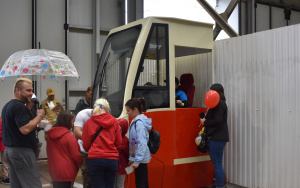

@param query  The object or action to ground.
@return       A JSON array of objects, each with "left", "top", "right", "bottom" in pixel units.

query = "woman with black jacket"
[{"left": 200, "top": 83, "right": 229, "bottom": 188}]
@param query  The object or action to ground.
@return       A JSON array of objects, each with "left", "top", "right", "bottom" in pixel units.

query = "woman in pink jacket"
[{"left": 47, "top": 111, "right": 83, "bottom": 188}]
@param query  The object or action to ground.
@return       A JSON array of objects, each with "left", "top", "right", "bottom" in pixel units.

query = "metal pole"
[
  {"left": 64, "top": 0, "right": 69, "bottom": 110},
  {"left": 32, "top": 0, "right": 37, "bottom": 95}
]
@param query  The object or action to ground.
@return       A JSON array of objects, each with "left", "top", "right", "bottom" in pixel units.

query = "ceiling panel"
[{"left": 258, "top": 0, "right": 300, "bottom": 11}]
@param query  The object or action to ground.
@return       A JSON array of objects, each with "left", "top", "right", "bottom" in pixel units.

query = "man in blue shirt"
[{"left": 175, "top": 77, "right": 188, "bottom": 108}]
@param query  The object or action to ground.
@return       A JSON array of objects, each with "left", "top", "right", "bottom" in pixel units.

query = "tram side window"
[{"left": 133, "top": 24, "right": 169, "bottom": 109}]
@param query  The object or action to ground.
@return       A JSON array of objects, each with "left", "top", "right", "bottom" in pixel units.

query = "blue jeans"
[
  {"left": 209, "top": 140, "right": 227, "bottom": 188},
  {"left": 88, "top": 158, "right": 118, "bottom": 188}
]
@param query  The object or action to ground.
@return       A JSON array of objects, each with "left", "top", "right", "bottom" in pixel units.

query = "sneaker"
[{"left": 2, "top": 178, "right": 9, "bottom": 185}]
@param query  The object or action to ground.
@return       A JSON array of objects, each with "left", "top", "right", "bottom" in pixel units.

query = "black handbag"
[{"left": 197, "top": 131, "right": 210, "bottom": 153}]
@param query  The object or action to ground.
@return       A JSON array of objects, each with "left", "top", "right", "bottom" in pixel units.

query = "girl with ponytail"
[
  {"left": 125, "top": 98, "right": 152, "bottom": 188},
  {"left": 82, "top": 98, "right": 122, "bottom": 188}
]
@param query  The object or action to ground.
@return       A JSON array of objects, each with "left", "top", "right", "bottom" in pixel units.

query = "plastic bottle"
[{"left": 130, "top": 138, "right": 136, "bottom": 157}]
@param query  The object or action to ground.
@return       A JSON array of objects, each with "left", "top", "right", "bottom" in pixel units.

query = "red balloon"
[{"left": 204, "top": 90, "right": 220, "bottom": 108}]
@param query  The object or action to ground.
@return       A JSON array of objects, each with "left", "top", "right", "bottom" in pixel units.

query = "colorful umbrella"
[{"left": 0, "top": 49, "right": 79, "bottom": 80}]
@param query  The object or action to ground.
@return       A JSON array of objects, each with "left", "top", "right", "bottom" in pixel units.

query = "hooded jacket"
[
  {"left": 117, "top": 118, "right": 129, "bottom": 175},
  {"left": 0, "top": 118, "right": 5, "bottom": 152},
  {"left": 129, "top": 114, "right": 152, "bottom": 164},
  {"left": 82, "top": 113, "right": 122, "bottom": 160},
  {"left": 46, "top": 127, "right": 83, "bottom": 181}
]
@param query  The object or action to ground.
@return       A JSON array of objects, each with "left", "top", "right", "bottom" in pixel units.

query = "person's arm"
[
  {"left": 73, "top": 110, "right": 85, "bottom": 139},
  {"left": 133, "top": 121, "right": 148, "bottom": 165},
  {"left": 19, "top": 109, "right": 45, "bottom": 135},
  {"left": 0, "top": 119, "right": 2, "bottom": 139},
  {"left": 67, "top": 134, "right": 83, "bottom": 168},
  {"left": 56, "top": 99, "right": 63, "bottom": 105},
  {"left": 42, "top": 102, "right": 46, "bottom": 113},
  {"left": 82, "top": 121, "right": 93, "bottom": 151},
  {"left": 176, "top": 100, "right": 188, "bottom": 108},
  {"left": 114, "top": 121, "right": 122, "bottom": 148},
  {"left": 176, "top": 90, "right": 188, "bottom": 108},
  {"left": 74, "top": 101, "right": 81, "bottom": 116},
  {"left": 73, "top": 126, "right": 83, "bottom": 139}
]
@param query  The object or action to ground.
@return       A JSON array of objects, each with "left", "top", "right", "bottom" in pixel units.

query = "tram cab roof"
[{"left": 109, "top": 17, "right": 214, "bottom": 52}]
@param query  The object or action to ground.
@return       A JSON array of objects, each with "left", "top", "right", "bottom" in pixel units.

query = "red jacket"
[
  {"left": 0, "top": 119, "right": 5, "bottom": 152},
  {"left": 117, "top": 119, "right": 129, "bottom": 175},
  {"left": 46, "top": 127, "right": 83, "bottom": 181},
  {"left": 82, "top": 113, "right": 122, "bottom": 160}
]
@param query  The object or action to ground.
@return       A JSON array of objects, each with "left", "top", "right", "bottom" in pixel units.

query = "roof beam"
[{"left": 197, "top": 0, "right": 239, "bottom": 40}]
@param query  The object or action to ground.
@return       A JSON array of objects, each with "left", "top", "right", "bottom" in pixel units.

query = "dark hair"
[
  {"left": 210, "top": 83, "right": 226, "bottom": 101},
  {"left": 175, "top": 77, "right": 179, "bottom": 85},
  {"left": 125, "top": 98, "right": 147, "bottom": 113},
  {"left": 53, "top": 110, "right": 75, "bottom": 130},
  {"left": 144, "top": 82, "right": 153, "bottom": 86},
  {"left": 53, "top": 103, "right": 64, "bottom": 111}
]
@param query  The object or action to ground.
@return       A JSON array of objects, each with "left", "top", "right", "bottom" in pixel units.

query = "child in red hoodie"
[
  {"left": 46, "top": 111, "right": 83, "bottom": 188},
  {"left": 114, "top": 119, "right": 129, "bottom": 188}
]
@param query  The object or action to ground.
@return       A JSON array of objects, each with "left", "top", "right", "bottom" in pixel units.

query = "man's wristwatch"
[{"left": 37, "top": 114, "right": 43, "bottom": 118}]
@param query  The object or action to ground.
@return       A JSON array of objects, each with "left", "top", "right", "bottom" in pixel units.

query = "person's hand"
[
  {"left": 36, "top": 109, "right": 45, "bottom": 119},
  {"left": 176, "top": 100, "right": 182, "bottom": 105},
  {"left": 200, "top": 118, "right": 206, "bottom": 125},
  {"left": 132, "top": 162, "right": 139, "bottom": 169}
]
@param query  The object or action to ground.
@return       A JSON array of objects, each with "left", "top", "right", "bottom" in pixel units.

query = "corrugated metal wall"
[{"left": 214, "top": 24, "right": 300, "bottom": 188}]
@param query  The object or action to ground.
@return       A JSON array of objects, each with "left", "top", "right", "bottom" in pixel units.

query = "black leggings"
[
  {"left": 134, "top": 163, "right": 149, "bottom": 188},
  {"left": 52, "top": 181, "right": 74, "bottom": 188}
]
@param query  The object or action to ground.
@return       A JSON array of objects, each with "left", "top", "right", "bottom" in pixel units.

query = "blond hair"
[
  {"left": 87, "top": 86, "right": 93, "bottom": 92},
  {"left": 13, "top": 78, "right": 32, "bottom": 93},
  {"left": 93, "top": 98, "right": 110, "bottom": 115}
]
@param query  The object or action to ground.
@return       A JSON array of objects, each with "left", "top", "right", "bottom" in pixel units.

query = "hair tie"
[{"left": 98, "top": 103, "right": 102, "bottom": 108}]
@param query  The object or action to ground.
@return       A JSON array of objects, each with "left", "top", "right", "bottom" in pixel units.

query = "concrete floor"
[
  {"left": 0, "top": 161, "right": 247, "bottom": 188},
  {"left": 0, "top": 160, "right": 83, "bottom": 188}
]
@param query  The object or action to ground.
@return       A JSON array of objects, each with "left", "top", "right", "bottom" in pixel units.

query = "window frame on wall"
[{"left": 132, "top": 23, "right": 170, "bottom": 109}]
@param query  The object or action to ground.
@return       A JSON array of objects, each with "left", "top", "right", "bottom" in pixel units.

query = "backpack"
[
  {"left": 148, "top": 127, "right": 161, "bottom": 154},
  {"left": 134, "top": 120, "right": 161, "bottom": 154}
]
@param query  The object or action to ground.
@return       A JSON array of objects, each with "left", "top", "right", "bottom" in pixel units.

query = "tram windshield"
[{"left": 92, "top": 25, "right": 142, "bottom": 117}]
